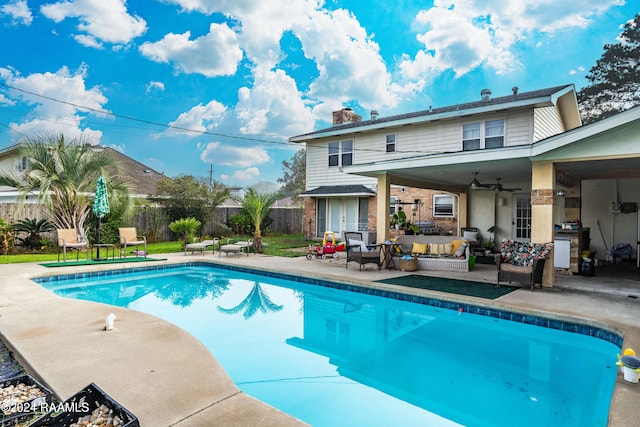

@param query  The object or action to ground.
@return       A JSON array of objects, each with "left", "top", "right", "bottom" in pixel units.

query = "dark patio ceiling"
[{"left": 373, "top": 157, "right": 639, "bottom": 192}]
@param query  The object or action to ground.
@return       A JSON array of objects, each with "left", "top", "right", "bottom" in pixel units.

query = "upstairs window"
[
  {"left": 485, "top": 119, "right": 504, "bottom": 148},
  {"left": 462, "top": 123, "right": 481, "bottom": 150},
  {"left": 462, "top": 119, "right": 504, "bottom": 151},
  {"left": 433, "top": 194, "right": 454, "bottom": 217},
  {"left": 15, "top": 157, "right": 27, "bottom": 171},
  {"left": 328, "top": 140, "right": 353, "bottom": 167},
  {"left": 386, "top": 133, "right": 396, "bottom": 152}
]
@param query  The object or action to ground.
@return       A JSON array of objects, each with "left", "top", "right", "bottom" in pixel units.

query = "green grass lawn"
[{"left": 0, "top": 234, "right": 313, "bottom": 263}]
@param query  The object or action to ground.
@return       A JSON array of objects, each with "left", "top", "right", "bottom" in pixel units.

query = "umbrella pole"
[{"left": 97, "top": 217, "right": 101, "bottom": 258}]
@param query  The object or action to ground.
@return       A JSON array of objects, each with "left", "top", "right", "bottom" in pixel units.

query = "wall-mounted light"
[
  {"left": 498, "top": 197, "right": 507, "bottom": 206},
  {"left": 556, "top": 189, "right": 566, "bottom": 197}
]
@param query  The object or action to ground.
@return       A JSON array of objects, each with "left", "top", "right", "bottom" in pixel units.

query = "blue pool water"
[{"left": 36, "top": 264, "right": 620, "bottom": 426}]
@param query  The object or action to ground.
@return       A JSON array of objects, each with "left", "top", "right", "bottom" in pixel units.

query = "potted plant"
[{"left": 483, "top": 239, "right": 495, "bottom": 255}]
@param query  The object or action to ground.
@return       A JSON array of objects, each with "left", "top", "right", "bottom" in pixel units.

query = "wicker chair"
[
  {"left": 496, "top": 255, "right": 548, "bottom": 290},
  {"left": 344, "top": 232, "right": 381, "bottom": 271}
]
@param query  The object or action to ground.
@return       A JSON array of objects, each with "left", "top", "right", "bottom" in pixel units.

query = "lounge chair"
[
  {"left": 219, "top": 239, "right": 253, "bottom": 257},
  {"left": 119, "top": 227, "right": 147, "bottom": 259},
  {"left": 57, "top": 228, "right": 89, "bottom": 262},
  {"left": 185, "top": 239, "right": 219, "bottom": 255},
  {"left": 344, "top": 231, "right": 382, "bottom": 271}
]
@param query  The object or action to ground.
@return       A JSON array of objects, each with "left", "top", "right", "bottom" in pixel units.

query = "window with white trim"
[
  {"left": 328, "top": 140, "right": 353, "bottom": 167},
  {"left": 386, "top": 133, "right": 396, "bottom": 152},
  {"left": 15, "top": 157, "right": 27, "bottom": 171},
  {"left": 462, "top": 119, "right": 504, "bottom": 151},
  {"left": 433, "top": 194, "right": 454, "bottom": 217}
]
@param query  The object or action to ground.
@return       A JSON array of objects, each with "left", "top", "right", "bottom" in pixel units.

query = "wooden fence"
[{"left": 1, "top": 203, "right": 304, "bottom": 242}]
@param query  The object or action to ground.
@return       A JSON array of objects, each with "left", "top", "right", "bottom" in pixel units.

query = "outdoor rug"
[
  {"left": 375, "top": 274, "right": 519, "bottom": 299},
  {"left": 40, "top": 257, "right": 166, "bottom": 268}
]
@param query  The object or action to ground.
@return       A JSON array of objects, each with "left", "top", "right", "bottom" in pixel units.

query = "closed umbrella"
[{"left": 93, "top": 175, "right": 110, "bottom": 260}]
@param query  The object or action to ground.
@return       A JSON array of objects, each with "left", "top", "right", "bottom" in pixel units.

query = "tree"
[
  {"left": 151, "top": 175, "right": 228, "bottom": 224},
  {"left": 0, "top": 134, "right": 133, "bottom": 238},
  {"left": 234, "top": 187, "right": 280, "bottom": 253},
  {"left": 578, "top": 13, "right": 640, "bottom": 124},
  {"left": 277, "top": 148, "right": 305, "bottom": 200}
]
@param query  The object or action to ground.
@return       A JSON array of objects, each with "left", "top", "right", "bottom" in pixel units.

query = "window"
[
  {"left": 328, "top": 140, "right": 353, "bottom": 167},
  {"left": 462, "top": 119, "right": 504, "bottom": 151},
  {"left": 462, "top": 123, "right": 480, "bottom": 151},
  {"left": 433, "top": 194, "right": 454, "bottom": 217},
  {"left": 15, "top": 157, "right": 27, "bottom": 171},
  {"left": 485, "top": 120, "right": 504, "bottom": 148},
  {"left": 386, "top": 133, "right": 396, "bottom": 152}
]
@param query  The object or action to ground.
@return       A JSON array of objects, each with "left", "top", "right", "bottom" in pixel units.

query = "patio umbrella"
[{"left": 93, "top": 175, "right": 110, "bottom": 260}]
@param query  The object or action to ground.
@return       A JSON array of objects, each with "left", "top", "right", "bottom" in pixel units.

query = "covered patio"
[{"left": 343, "top": 106, "right": 640, "bottom": 286}]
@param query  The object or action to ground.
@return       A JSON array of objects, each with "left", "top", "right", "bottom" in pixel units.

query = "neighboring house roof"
[
  {"left": 102, "top": 147, "right": 165, "bottom": 196},
  {"left": 0, "top": 144, "right": 165, "bottom": 197},
  {"left": 300, "top": 185, "right": 376, "bottom": 197},
  {"left": 290, "top": 85, "right": 580, "bottom": 142}
]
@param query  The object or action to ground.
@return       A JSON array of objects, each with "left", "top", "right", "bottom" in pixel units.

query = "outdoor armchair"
[
  {"left": 57, "top": 228, "right": 89, "bottom": 262},
  {"left": 119, "top": 227, "right": 147, "bottom": 259},
  {"left": 344, "top": 231, "right": 382, "bottom": 271}
]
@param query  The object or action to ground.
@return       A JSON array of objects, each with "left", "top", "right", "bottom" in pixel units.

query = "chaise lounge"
[
  {"left": 185, "top": 239, "right": 219, "bottom": 255},
  {"left": 219, "top": 239, "right": 253, "bottom": 257}
]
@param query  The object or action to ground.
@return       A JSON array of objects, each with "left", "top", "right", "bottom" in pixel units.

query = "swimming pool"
[{"left": 35, "top": 263, "right": 620, "bottom": 426}]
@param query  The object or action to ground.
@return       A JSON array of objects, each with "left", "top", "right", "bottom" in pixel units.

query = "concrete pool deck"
[{"left": 0, "top": 252, "right": 638, "bottom": 426}]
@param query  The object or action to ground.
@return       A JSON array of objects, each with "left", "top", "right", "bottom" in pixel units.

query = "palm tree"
[
  {"left": 217, "top": 281, "right": 283, "bottom": 318},
  {"left": 235, "top": 188, "right": 280, "bottom": 253},
  {"left": 0, "top": 134, "right": 134, "bottom": 238}
]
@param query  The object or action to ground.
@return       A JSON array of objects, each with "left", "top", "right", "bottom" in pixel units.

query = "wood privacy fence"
[
  {"left": 0, "top": 203, "right": 304, "bottom": 242},
  {"left": 131, "top": 206, "right": 304, "bottom": 241}
]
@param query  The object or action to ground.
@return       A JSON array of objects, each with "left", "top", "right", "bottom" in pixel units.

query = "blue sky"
[{"left": 0, "top": 1, "right": 636, "bottom": 188}]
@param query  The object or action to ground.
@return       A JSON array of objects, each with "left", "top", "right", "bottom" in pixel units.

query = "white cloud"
[
  {"left": 221, "top": 167, "right": 261, "bottom": 183},
  {"left": 0, "top": 93, "right": 16, "bottom": 106},
  {"left": 200, "top": 141, "right": 270, "bottom": 167},
  {"left": 295, "top": 8, "right": 397, "bottom": 110},
  {"left": 40, "top": 0, "right": 146, "bottom": 45},
  {"left": 1, "top": 64, "right": 108, "bottom": 140},
  {"left": 397, "top": 0, "right": 625, "bottom": 83},
  {"left": 235, "top": 68, "right": 315, "bottom": 137},
  {"left": 73, "top": 34, "right": 103, "bottom": 49},
  {"left": 139, "top": 23, "right": 243, "bottom": 77},
  {"left": 166, "top": 100, "right": 228, "bottom": 136},
  {"left": 145, "top": 81, "right": 165, "bottom": 94},
  {"left": 1, "top": 0, "right": 33, "bottom": 26}
]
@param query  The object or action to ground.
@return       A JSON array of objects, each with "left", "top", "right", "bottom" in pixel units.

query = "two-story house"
[
  {"left": 290, "top": 85, "right": 581, "bottom": 241},
  {"left": 290, "top": 85, "right": 640, "bottom": 285}
]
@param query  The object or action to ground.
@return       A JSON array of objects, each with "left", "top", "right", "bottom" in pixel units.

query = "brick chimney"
[{"left": 332, "top": 108, "right": 362, "bottom": 125}]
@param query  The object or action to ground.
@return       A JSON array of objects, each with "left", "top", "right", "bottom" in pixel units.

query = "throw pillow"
[
  {"left": 451, "top": 239, "right": 465, "bottom": 254},
  {"left": 454, "top": 242, "right": 467, "bottom": 258},
  {"left": 443, "top": 243, "right": 453, "bottom": 255},
  {"left": 463, "top": 230, "right": 478, "bottom": 241},
  {"left": 412, "top": 242, "right": 427, "bottom": 255},
  {"left": 348, "top": 239, "right": 369, "bottom": 252}
]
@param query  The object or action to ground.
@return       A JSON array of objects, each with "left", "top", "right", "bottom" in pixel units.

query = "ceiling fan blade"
[{"left": 469, "top": 172, "right": 491, "bottom": 189}]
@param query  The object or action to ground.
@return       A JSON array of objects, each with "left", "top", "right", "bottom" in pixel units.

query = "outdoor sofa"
[{"left": 393, "top": 235, "right": 470, "bottom": 272}]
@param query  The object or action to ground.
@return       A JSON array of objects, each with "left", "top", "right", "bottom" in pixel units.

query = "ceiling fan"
[
  {"left": 469, "top": 172, "right": 521, "bottom": 192},
  {"left": 469, "top": 172, "right": 492, "bottom": 190},
  {"left": 490, "top": 177, "right": 522, "bottom": 192}
]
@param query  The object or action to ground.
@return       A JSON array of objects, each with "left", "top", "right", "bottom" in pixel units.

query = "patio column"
[
  {"left": 531, "top": 161, "right": 556, "bottom": 286},
  {"left": 376, "top": 173, "right": 391, "bottom": 244}
]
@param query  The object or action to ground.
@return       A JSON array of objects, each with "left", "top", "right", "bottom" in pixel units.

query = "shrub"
[{"left": 169, "top": 217, "right": 202, "bottom": 247}]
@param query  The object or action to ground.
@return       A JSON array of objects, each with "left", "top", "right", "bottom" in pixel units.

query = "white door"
[
  {"left": 512, "top": 194, "right": 531, "bottom": 241},
  {"left": 327, "top": 198, "right": 360, "bottom": 238}
]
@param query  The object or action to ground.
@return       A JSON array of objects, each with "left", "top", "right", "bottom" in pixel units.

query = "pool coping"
[{"left": 2, "top": 254, "right": 639, "bottom": 426}]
